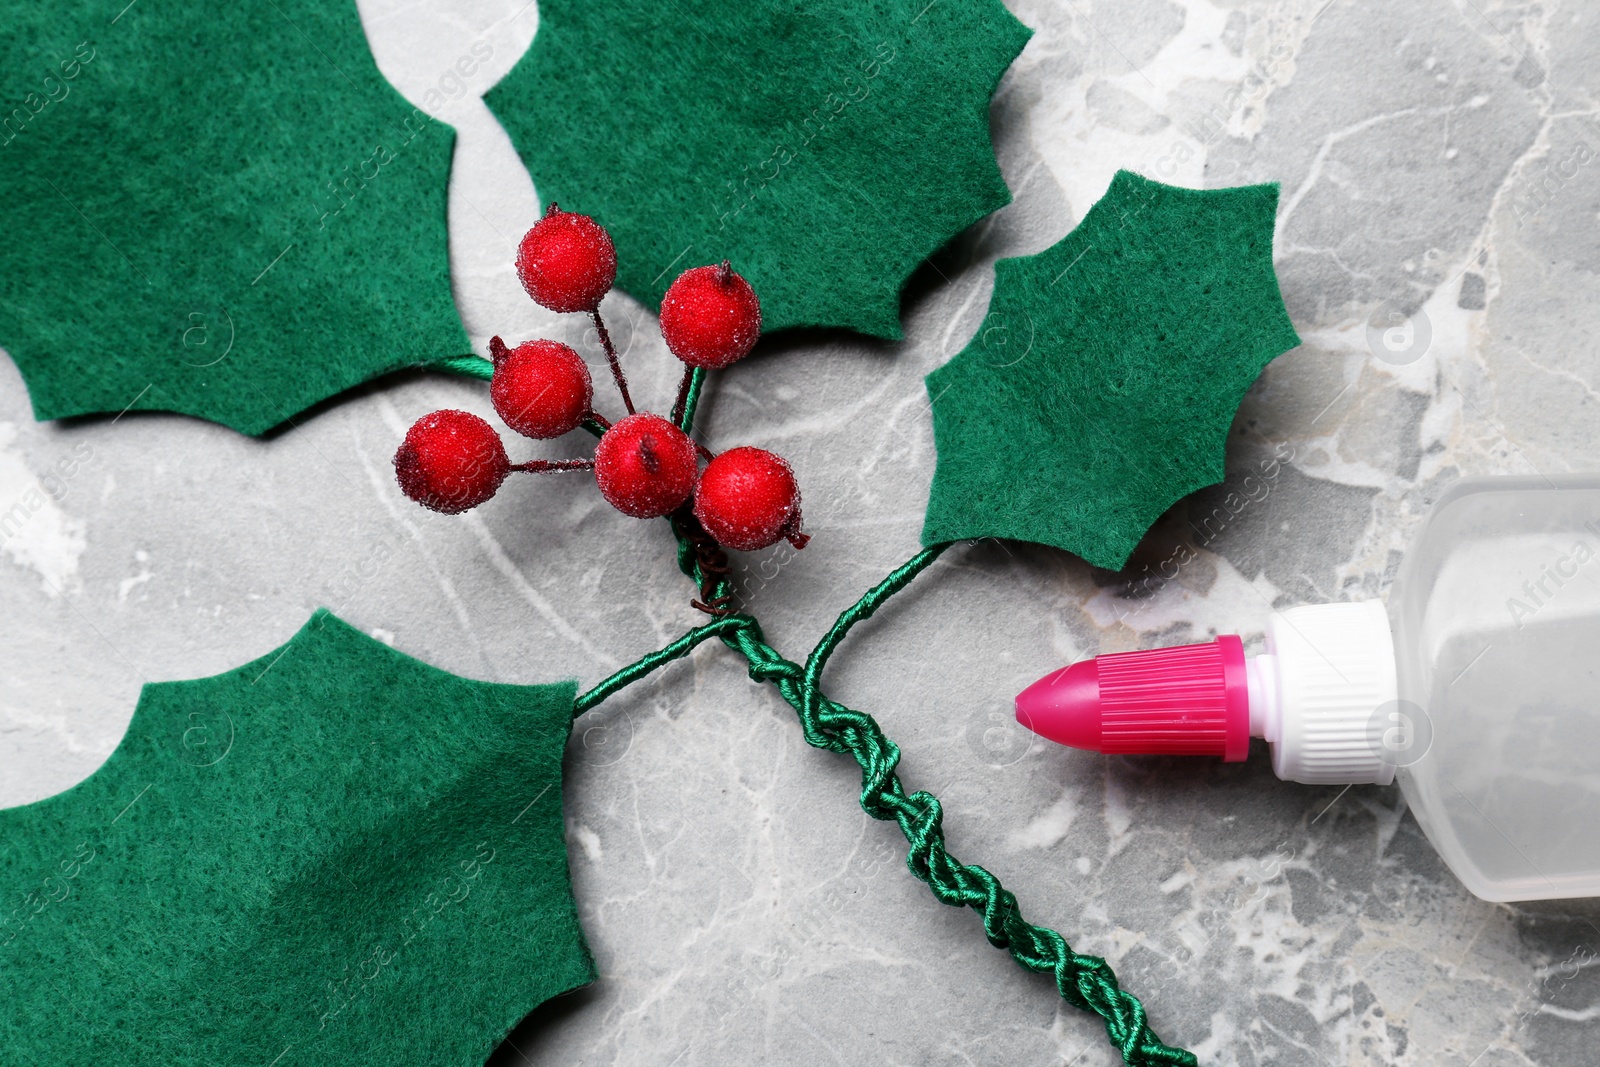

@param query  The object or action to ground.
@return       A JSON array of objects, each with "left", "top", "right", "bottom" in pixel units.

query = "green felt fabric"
[
  {"left": 0, "top": 3, "right": 467, "bottom": 436},
  {"left": 485, "top": 0, "right": 1030, "bottom": 340},
  {"left": 0, "top": 611, "right": 592, "bottom": 1065},
  {"left": 922, "top": 170, "right": 1301, "bottom": 570}
]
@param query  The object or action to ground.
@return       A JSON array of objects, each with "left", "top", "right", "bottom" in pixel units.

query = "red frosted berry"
[
  {"left": 694, "top": 446, "right": 806, "bottom": 551},
  {"left": 394, "top": 410, "right": 510, "bottom": 514},
  {"left": 659, "top": 261, "right": 762, "bottom": 369},
  {"left": 516, "top": 204, "right": 617, "bottom": 313},
  {"left": 489, "top": 337, "right": 593, "bottom": 439},
  {"left": 593, "top": 413, "right": 700, "bottom": 519}
]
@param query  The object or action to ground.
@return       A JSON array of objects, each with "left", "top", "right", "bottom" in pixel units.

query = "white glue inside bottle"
[{"left": 1014, "top": 475, "right": 1600, "bottom": 902}]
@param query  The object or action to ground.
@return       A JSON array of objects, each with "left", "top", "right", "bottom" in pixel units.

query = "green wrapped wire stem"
[{"left": 426, "top": 353, "right": 495, "bottom": 380}]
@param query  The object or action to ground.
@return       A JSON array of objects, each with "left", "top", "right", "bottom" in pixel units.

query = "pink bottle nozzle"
[{"left": 1015, "top": 635, "right": 1250, "bottom": 761}]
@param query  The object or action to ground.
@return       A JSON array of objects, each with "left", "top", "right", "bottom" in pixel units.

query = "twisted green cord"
[
  {"left": 580, "top": 541, "right": 1195, "bottom": 1066},
  {"left": 442, "top": 346, "right": 1193, "bottom": 1064},
  {"left": 719, "top": 557, "right": 1193, "bottom": 1067}
]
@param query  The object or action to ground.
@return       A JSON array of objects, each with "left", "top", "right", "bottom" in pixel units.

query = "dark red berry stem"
[
  {"left": 489, "top": 335, "right": 511, "bottom": 365},
  {"left": 509, "top": 459, "right": 595, "bottom": 473},
  {"left": 589, "top": 309, "right": 635, "bottom": 415},
  {"left": 669, "top": 365, "right": 695, "bottom": 427},
  {"left": 586, "top": 412, "right": 612, "bottom": 433}
]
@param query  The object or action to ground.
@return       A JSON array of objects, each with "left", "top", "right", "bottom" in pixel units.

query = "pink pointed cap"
[{"left": 1015, "top": 635, "right": 1250, "bottom": 761}]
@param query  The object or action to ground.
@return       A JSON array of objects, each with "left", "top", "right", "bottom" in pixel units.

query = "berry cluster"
[{"left": 395, "top": 205, "right": 808, "bottom": 562}]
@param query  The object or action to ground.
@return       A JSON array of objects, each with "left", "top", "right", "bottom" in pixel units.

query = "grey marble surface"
[{"left": 3, "top": 0, "right": 1599, "bottom": 1063}]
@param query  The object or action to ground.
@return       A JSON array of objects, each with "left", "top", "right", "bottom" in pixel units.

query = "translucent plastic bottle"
[{"left": 1015, "top": 475, "right": 1600, "bottom": 902}]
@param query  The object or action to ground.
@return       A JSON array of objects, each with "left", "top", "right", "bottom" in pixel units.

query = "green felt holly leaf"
[
  {"left": 921, "top": 170, "right": 1301, "bottom": 570},
  {"left": 485, "top": 0, "right": 1030, "bottom": 339},
  {"left": 0, "top": 3, "right": 467, "bottom": 435},
  {"left": 0, "top": 611, "right": 591, "bottom": 1064}
]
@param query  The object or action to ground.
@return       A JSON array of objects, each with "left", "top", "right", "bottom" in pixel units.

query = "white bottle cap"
[{"left": 1245, "top": 601, "right": 1400, "bottom": 785}]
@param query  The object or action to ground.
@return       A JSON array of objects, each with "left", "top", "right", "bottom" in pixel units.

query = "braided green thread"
[
  {"left": 437, "top": 338, "right": 1192, "bottom": 1063},
  {"left": 725, "top": 554, "right": 1195, "bottom": 1066},
  {"left": 640, "top": 537, "right": 1195, "bottom": 1065}
]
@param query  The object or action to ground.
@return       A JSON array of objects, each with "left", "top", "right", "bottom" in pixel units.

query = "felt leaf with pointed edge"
[
  {"left": 921, "top": 170, "right": 1301, "bottom": 570},
  {"left": 0, "top": 610, "right": 592, "bottom": 1064},
  {"left": 485, "top": 0, "right": 1030, "bottom": 339},
  {"left": 0, "top": 3, "right": 467, "bottom": 436}
]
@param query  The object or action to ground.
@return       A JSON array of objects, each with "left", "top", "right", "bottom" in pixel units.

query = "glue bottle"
[{"left": 1014, "top": 475, "right": 1600, "bottom": 902}]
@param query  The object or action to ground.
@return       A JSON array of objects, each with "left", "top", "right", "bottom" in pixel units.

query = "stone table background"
[{"left": 3, "top": 0, "right": 1598, "bottom": 1063}]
